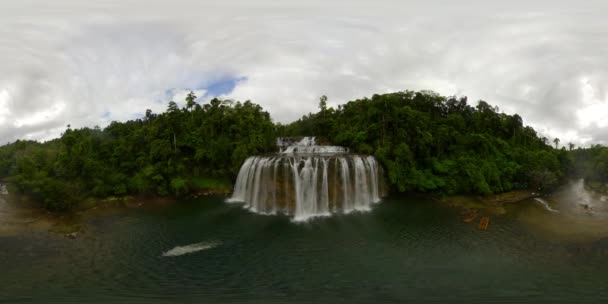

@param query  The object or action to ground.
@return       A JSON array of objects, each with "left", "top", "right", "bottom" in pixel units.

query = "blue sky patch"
[
  {"left": 203, "top": 76, "right": 247, "bottom": 97},
  {"left": 160, "top": 75, "right": 247, "bottom": 106}
]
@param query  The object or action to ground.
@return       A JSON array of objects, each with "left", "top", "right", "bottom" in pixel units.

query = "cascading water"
[{"left": 228, "top": 137, "right": 385, "bottom": 221}]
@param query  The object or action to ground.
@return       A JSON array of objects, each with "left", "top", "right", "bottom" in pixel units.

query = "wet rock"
[
  {"left": 575, "top": 202, "right": 593, "bottom": 212},
  {"left": 65, "top": 232, "right": 78, "bottom": 239}
]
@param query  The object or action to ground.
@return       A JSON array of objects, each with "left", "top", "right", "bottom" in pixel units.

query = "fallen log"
[{"left": 478, "top": 216, "right": 490, "bottom": 230}]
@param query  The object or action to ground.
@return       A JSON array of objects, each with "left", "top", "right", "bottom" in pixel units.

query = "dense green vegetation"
[
  {"left": 283, "top": 91, "right": 570, "bottom": 195},
  {"left": 0, "top": 89, "right": 595, "bottom": 211},
  {"left": 570, "top": 145, "right": 608, "bottom": 191},
  {"left": 0, "top": 94, "right": 276, "bottom": 210}
]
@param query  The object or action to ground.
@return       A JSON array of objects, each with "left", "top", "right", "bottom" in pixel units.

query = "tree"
[
  {"left": 541, "top": 137, "right": 548, "bottom": 145},
  {"left": 553, "top": 137, "right": 560, "bottom": 149},
  {"left": 167, "top": 101, "right": 179, "bottom": 113},
  {"left": 568, "top": 142, "right": 575, "bottom": 151},
  {"left": 319, "top": 95, "right": 328, "bottom": 112},
  {"left": 145, "top": 109, "right": 154, "bottom": 121},
  {"left": 185, "top": 91, "right": 197, "bottom": 112}
]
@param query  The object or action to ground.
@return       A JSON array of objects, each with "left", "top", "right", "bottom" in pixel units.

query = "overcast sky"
[{"left": 1, "top": 0, "right": 607, "bottom": 146}]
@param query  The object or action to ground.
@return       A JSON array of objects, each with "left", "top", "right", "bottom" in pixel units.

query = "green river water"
[{"left": 1, "top": 180, "right": 608, "bottom": 303}]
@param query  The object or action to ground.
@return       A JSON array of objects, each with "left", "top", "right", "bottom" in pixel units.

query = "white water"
[
  {"left": 278, "top": 137, "right": 348, "bottom": 154},
  {"left": 162, "top": 241, "right": 221, "bottom": 257},
  {"left": 534, "top": 198, "right": 560, "bottom": 213},
  {"left": 228, "top": 138, "right": 385, "bottom": 221},
  {"left": 0, "top": 184, "right": 8, "bottom": 195}
]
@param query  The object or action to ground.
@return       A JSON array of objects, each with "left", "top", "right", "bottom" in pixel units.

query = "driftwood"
[
  {"left": 478, "top": 216, "right": 490, "bottom": 230},
  {"left": 463, "top": 211, "right": 478, "bottom": 223}
]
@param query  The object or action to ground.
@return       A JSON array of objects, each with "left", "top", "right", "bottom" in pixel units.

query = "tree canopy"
[
  {"left": 282, "top": 91, "right": 571, "bottom": 195},
  {"left": 0, "top": 95, "right": 276, "bottom": 210}
]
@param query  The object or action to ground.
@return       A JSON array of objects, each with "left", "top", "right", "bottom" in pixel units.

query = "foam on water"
[
  {"left": 162, "top": 241, "right": 221, "bottom": 257},
  {"left": 534, "top": 198, "right": 560, "bottom": 213},
  {"left": 278, "top": 137, "right": 348, "bottom": 154},
  {"left": 0, "top": 184, "right": 8, "bottom": 195}
]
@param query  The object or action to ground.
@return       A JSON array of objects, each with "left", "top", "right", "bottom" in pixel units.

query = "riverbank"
[
  {"left": 0, "top": 180, "right": 232, "bottom": 238},
  {"left": 432, "top": 188, "right": 537, "bottom": 213},
  {"left": 0, "top": 178, "right": 585, "bottom": 239},
  {"left": 0, "top": 175, "right": 232, "bottom": 210},
  {"left": 584, "top": 180, "right": 608, "bottom": 196}
]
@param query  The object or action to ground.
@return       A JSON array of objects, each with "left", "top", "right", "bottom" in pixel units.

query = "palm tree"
[
  {"left": 185, "top": 91, "right": 197, "bottom": 112},
  {"left": 568, "top": 142, "right": 575, "bottom": 151},
  {"left": 553, "top": 137, "right": 560, "bottom": 149}
]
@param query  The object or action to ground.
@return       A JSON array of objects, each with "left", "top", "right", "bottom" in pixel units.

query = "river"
[{"left": 1, "top": 180, "right": 608, "bottom": 303}]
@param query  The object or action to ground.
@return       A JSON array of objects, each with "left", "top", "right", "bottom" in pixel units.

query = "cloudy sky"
[{"left": 1, "top": 0, "right": 607, "bottom": 146}]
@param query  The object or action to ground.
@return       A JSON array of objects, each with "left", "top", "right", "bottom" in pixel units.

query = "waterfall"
[
  {"left": 278, "top": 136, "right": 349, "bottom": 154},
  {"left": 228, "top": 137, "right": 385, "bottom": 221}
]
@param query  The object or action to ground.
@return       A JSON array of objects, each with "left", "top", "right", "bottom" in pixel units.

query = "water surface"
[{"left": 2, "top": 185, "right": 608, "bottom": 303}]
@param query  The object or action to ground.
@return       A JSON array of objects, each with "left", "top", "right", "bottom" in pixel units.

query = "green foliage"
[
  {"left": 170, "top": 177, "right": 189, "bottom": 196},
  {"left": 570, "top": 145, "right": 608, "bottom": 184},
  {"left": 0, "top": 95, "right": 276, "bottom": 210},
  {"left": 189, "top": 177, "right": 232, "bottom": 191},
  {"left": 284, "top": 90, "right": 569, "bottom": 195}
]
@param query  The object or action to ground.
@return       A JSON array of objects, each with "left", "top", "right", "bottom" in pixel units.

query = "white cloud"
[
  {"left": 0, "top": 0, "right": 608, "bottom": 145},
  {"left": 0, "top": 89, "right": 11, "bottom": 125},
  {"left": 13, "top": 102, "right": 65, "bottom": 128}
]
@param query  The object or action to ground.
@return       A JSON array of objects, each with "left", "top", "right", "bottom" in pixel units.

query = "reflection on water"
[{"left": 0, "top": 187, "right": 58, "bottom": 237}]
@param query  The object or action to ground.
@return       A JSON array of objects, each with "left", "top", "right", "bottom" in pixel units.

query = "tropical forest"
[{"left": 1, "top": 90, "right": 605, "bottom": 212}]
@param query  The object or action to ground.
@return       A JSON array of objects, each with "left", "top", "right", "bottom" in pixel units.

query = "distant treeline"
[
  {"left": 570, "top": 145, "right": 608, "bottom": 190},
  {"left": 0, "top": 89, "right": 599, "bottom": 211}
]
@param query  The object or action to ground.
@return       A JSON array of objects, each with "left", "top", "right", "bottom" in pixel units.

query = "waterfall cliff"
[{"left": 228, "top": 137, "right": 385, "bottom": 221}]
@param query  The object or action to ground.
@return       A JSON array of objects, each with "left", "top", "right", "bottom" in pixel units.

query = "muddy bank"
[
  {"left": 0, "top": 184, "right": 230, "bottom": 238},
  {"left": 438, "top": 190, "right": 538, "bottom": 215}
]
